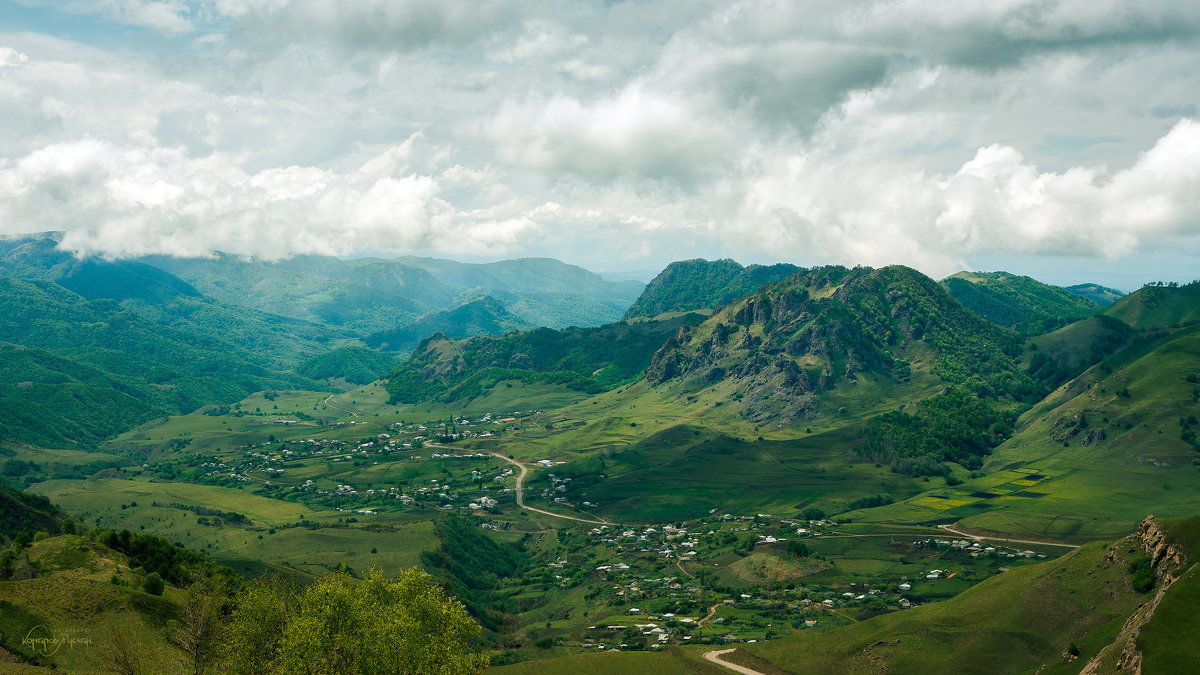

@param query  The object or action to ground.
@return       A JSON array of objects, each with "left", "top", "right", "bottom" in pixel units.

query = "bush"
[
  {"left": 142, "top": 571, "right": 165, "bottom": 596},
  {"left": 1127, "top": 554, "right": 1155, "bottom": 593}
]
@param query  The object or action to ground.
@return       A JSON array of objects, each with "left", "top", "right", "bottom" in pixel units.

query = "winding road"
[
  {"left": 323, "top": 394, "right": 363, "bottom": 418},
  {"left": 701, "top": 648, "right": 768, "bottom": 675},
  {"left": 490, "top": 452, "right": 607, "bottom": 524}
]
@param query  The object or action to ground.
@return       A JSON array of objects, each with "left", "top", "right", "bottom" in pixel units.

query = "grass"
[
  {"left": 741, "top": 539, "right": 1144, "bottom": 673},
  {"left": 1136, "top": 564, "right": 1200, "bottom": 673}
]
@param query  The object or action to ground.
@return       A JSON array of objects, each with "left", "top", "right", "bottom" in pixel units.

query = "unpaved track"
[
  {"left": 701, "top": 648, "right": 768, "bottom": 675},
  {"left": 491, "top": 453, "right": 607, "bottom": 524}
]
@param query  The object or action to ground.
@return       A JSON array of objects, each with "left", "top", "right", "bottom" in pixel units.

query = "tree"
[
  {"left": 142, "top": 572, "right": 165, "bottom": 596},
  {"left": 226, "top": 567, "right": 487, "bottom": 675},
  {"left": 223, "top": 577, "right": 291, "bottom": 675},
  {"left": 170, "top": 574, "right": 228, "bottom": 674}
]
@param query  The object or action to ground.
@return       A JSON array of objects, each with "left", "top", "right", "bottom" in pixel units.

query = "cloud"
[
  {"left": 733, "top": 118, "right": 1200, "bottom": 277},
  {"left": 0, "top": 136, "right": 546, "bottom": 260},
  {"left": 224, "top": 0, "right": 522, "bottom": 51}
]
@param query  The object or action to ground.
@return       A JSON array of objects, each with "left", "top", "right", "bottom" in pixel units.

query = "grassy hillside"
[
  {"left": 942, "top": 271, "right": 1101, "bottom": 336},
  {"left": 623, "top": 258, "right": 798, "bottom": 319},
  {"left": 1104, "top": 280, "right": 1200, "bottom": 330},
  {"left": 366, "top": 296, "right": 534, "bottom": 353},
  {"left": 385, "top": 312, "right": 706, "bottom": 404}
]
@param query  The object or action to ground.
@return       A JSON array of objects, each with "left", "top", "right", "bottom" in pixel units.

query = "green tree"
[
  {"left": 226, "top": 567, "right": 486, "bottom": 675},
  {"left": 141, "top": 571, "right": 165, "bottom": 596}
]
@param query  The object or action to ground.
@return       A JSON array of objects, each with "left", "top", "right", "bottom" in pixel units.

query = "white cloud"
[{"left": 2, "top": 1, "right": 1200, "bottom": 283}]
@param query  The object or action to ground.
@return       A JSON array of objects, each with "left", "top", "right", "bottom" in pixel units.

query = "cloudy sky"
[{"left": 2, "top": 0, "right": 1199, "bottom": 288}]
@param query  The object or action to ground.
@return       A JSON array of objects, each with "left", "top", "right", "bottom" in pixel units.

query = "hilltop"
[
  {"left": 646, "top": 265, "right": 1034, "bottom": 423},
  {"left": 941, "top": 270, "right": 1102, "bottom": 336},
  {"left": 623, "top": 258, "right": 798, "bottom": 319}
]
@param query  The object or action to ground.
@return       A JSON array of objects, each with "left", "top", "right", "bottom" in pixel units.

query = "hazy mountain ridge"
[
  {"left": 622, "top": 258, "right": 799, "bottom": 319},
  {"left": 145, "top": 250, "right": 643, "bottom": 334},
  {"left": 365, "top": 295, "right": 533, "bottom": 353},
  {"left": 1066, "top": 282, "right": 1126, "bottom": 306}
]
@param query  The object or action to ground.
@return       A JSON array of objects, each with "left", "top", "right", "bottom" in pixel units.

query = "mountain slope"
[
  {"left": 942, "top": 271, "right": 1101, "bottom": 336},
  {"left": 645, "top": 265, "right": 1034, "bottom": 424},
  {"left": 623, "top": 258, "right": 798, "bottom": 319},
  {"left": 851, "top": 282, "right": 1200, "bottom": 542},
  {"left": 365, "top": 296, "right": 533, "bottom": 353},
  {"left": 385, "top": 313, "right": 706, "bottom": 404}
]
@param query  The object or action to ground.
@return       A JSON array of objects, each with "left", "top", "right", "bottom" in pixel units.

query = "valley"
[{"left": 2, "top": 245, "right": 1199, "bottom": 673}]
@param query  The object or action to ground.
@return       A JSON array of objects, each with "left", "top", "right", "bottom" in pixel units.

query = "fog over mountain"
[{"left": 1, "top": 1, "right": 1199, "bottom": 285}]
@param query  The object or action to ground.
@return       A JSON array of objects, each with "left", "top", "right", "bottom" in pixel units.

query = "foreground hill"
[
  {"left": 623, "top": 258, "right": 798, "bottom": 320},
  {"left": 366, "top": 295, "right": 534, "bottom": 353},
  {"left": 941, "top": 271, "right": 1101, "bottom": 336}
]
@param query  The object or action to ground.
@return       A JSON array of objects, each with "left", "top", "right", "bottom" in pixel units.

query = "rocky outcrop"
[{"left": 1080, "top": 516, "right": 1189, "bottom": 674}]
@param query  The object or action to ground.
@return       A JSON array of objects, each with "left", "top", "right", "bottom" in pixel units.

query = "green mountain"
[
  {"left": 1103, "top": 280, "right": 1200, "bottom": 330},
  {"left": 623, "top": 258, "right": 798, "bottom": 319},
  {"left": 851, "top": 280, "right": 1200, "bottom": 542},
  {"left": 646, "top": 265, "right": 1035, "bottom": 422},
  {"left": 295, "top": 346, "right": 398, "bottom": 385},
  {"left": 144, "top": 251, "right": 643, "bottom": 333},
  {"left": 365, "top": 296, "right": 533, "bottom": 353},
  {"left": 941, "top": 271, "right": 1102, "bottom": 336},
  {"left": 0, "top": 244, "right": 353, "bottom": 447},
  {"left": 1066, "top": 282, "right": 1126, "bottom": 306},
  {"left": 385, "top": 312, "right": 707, "bottom": 404}
]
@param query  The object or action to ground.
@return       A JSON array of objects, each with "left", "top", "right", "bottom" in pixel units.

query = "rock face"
[{"left": 1081, "top": 516, "right": 1189, "bottom": 675}]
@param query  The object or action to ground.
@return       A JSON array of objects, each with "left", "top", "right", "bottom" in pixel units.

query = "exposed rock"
[{"left": 1081, "top": 516, "right": 1189, "bottom": 674}]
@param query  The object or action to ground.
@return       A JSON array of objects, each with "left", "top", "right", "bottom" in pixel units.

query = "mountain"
[
  {"left": 144, "top": 251, "right": 644, "bottom": 333},
  {"left": 645, "top": 265, "right": 1035, "bottom": 423},
  {"left": 622, "top": 258, "right": 798, "bottom": 319},
  {"left": 365, "top": 296, "right": 533, "bottom": 353},
  {"left": 0, "top": 243, "right": 352, "bottom": 447},
  {"left": 941, "top": 271, "right": 1102, "bottom": 336},
  {"left": 850, "top": 280, "right": 1200, "bottom": 542},
  {"left": 385, "top": 312, "right": 707, "bottom": 404},
  {"left": 1066, "top": 282, "right": 1126, "bottom": 306}
]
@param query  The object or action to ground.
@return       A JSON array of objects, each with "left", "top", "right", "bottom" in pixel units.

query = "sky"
[{"left": 1, "top": 1, "right": 1199, "bottom": 288}]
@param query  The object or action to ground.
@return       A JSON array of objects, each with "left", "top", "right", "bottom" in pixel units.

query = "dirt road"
[
  {"left": 490, "top": 453, "right": 607, "bottom": 524},
  {"left": 938, "top": 524, "right": 1079, "bottom": 549},
  {"left": 701, "top": 648, "right": 768, "bottom": 675}
]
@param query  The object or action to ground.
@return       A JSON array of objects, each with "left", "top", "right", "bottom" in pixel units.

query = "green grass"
[
  {"left": 1136, "top": 564, "right": 1200, "bottom": 672},
  {"left": 741, "top": 540, "right": 1144, "bottom": 673}
]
